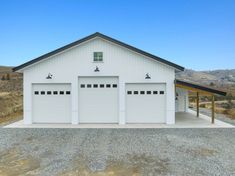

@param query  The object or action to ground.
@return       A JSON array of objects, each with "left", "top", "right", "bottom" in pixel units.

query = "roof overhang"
[
  {"left": 175, "top": 79, "right": 227, "bottom": 96},
  {"left": 13, "top": 32, "right": 184, "bottom": 72}
]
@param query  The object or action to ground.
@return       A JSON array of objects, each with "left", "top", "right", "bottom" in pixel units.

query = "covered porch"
[
  {"left": 175, "top": 79, "right": 227, "bottom": 124},
  {"left": 175, "top": 110, "right": 233, "bottom": 127}
]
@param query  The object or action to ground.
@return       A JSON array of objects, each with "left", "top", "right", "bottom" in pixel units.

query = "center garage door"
[
  {"left": 126, "top": 83, "right": 166, "bottom": 123},
  {"left": 78, "top": 77, "right": 119, "bottom": 123},
  {"left": 32, "top": 84, "right": 71, "bottom": 123}
]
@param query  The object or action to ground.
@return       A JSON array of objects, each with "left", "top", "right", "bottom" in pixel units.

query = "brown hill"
[
  {"left": 176, "top": 69, "right": 235, "bottom": 96},
  {"left": 0, "top": 66, "right": 23, "bottom": 124}
]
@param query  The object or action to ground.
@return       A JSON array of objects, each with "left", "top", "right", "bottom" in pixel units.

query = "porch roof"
[{"left": 175, "top": 79, "right": 227, "bottom": 96}]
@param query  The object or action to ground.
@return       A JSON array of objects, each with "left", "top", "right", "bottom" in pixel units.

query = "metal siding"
[
  {"left": 176, "top": 87, "right": 188, "bottom": 112},
  {"left": 23, "top": 38, "right": 175, "bottom": 124}
]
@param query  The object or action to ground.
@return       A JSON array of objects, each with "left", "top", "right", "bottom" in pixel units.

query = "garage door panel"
[
  {"left": 78, "top": 77, "right": 118, "bottom": 123},
  {"left": 32, "top": 84, "right": 71, "bottom": 123},
  {"left": 126, "top": 83, "right": 166, "bottom": 123}
]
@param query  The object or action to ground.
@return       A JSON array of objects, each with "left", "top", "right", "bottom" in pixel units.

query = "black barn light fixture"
[
  {"left": 94, "top": 66, "right": 100, "bottom": 72},
  {"left": 46, "top": 73, "right": 53, "bottom": 79},
  {"left": 145, "top": 73, "right": 151, "bottom": 79}
]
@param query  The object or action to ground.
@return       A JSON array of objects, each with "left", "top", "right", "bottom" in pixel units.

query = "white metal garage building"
[{"left": 14, "top": 32, "right": 190, "bottom": 125}]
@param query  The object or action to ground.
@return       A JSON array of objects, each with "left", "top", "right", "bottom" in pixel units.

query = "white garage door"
[
  {"left": 126, "top": 83, "right": 166, "bottom": 123},
  {"left": 32, "top": 84, "right": 71, "bottom": 123},
  {"left": 78, "top": 77, "right": 118, "bottom": 123}
]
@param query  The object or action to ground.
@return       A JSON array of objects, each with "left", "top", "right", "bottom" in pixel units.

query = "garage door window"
[
  {"left": 153, "top": 91, "right": 158, "bottom": 94},
  {"left": 106, "top": 84, "right": 111, "bottom": 88},
  {"left": 113, "top": 84, "right": 117, "bottom": 88},
  {"left": 41, "top": 91, "right": 45, "bottom": 95},
  {"left": 134, "top": 91, "right": 138, "bottom": 94},
  {"left": 53, "top": 91, "right": 58, "bottom": 95},
  {"left": 47, "top": 91, "right": 52, "bottom": 95},
  {"left": 147, "top": 91, "right": 151, "bottom": 94},
  {"left": 80, "top": 84, "right": 85, "bottom": 88},
  {"left": 140, "top": 91, "right": 145, "bottom": 94},
  {"left": 127, "top": 91, "right": 132, "bottom": 94},
  {"left": 60, "top": 91, "right": 64, "bottom": 95},
  {"left": 87, "top": 84, "right": 92, "bottom": 88},
  {"left": 66, "top": 91, "right": 70, "bottom": 95},
  {"left": 160, "top": 91, "right": 164, "bottom": 94}
]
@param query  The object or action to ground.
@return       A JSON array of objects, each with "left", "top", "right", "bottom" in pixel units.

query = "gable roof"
[
  {"left": 13, "top": 32, "right": 184, "bottom": 72},
  {"left": 175, "top": 79, "right": 227, "bottom": 96}
]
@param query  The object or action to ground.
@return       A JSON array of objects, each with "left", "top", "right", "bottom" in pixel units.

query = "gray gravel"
[{"left": 0, "top": 129, "right": 235, "bottom": 176}]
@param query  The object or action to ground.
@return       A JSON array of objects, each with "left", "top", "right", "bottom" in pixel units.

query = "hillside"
[
  {"left": 0, "top": 66, "right": 23, "bottom": 124},
  {"left": 176, "top": 69, "right": 235, "bottom": 95}
]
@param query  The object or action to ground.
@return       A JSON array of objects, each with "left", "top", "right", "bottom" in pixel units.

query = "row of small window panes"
[
  {"left": 127, "top": 91, "right": 164, "bottom": 95},
  {"left": 34, "top": 91, "right": 70, "bottom": 95},
  {"left": 80, "top": 84, "right": 117, "bottom": 88}
]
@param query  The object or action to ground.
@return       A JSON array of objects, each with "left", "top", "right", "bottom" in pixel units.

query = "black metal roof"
[
  {"left": 13, "top": 32, "right": 184, "bottom": 72},
  {"left": 175, "top": 79, "right": 227, "bottom": 96}
]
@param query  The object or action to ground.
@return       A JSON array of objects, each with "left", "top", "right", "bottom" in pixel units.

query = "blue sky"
[{"left": 0, "top": 0, "right": 234, "bottom": 70}]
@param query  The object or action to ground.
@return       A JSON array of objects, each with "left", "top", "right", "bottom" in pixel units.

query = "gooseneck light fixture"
[
  {"left": 46, "top": 73, "right": 53, "bottom": 79},
  {"left": 145, "top": 73, "right": 151, "bottom": 79},
  {"left": 94, "top": 66, "right": 100, "bottom": 72}
]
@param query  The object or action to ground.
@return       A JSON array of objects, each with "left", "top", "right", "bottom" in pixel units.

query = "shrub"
[
  {"left": 199, "top": 104, "right": 206, "bottom": 108},
  {"left": 6, "top": 73, "right": 10, "bottom": 80},
  {"left": 1, "top": 75, "right": 5, "bottom": 81}
]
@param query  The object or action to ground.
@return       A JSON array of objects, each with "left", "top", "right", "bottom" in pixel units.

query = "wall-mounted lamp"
[
  {"left": 94, "top": 66, "right": 100, "bottom": 72},
  {"left": 145, "top": 73, "right": 151, "bottom": 79},
  {"left": 46, "top": 73, "right": 53, "bottom": 79}
]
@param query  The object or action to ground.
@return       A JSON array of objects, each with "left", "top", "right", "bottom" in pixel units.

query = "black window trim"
[
  {"left": 47, "top": 91, "right": 52, "bottom": 95},
  {"left": 127, "top": 91, "right": 132, "bottom": 95}
]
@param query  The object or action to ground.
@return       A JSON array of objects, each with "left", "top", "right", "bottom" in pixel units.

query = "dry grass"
[
  {"left": 0, "top": 91, "right": 23, "bottom": 124},
  {"left": 223, "top": 108, "right": 235, "bottom": 119},
  {"left": 0, "top": 66, "right": 23, "bottom": 123}
]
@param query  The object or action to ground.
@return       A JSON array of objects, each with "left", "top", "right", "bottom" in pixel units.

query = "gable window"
[{"left": 94, "top": 52, "right": 103, "bottom": 62}]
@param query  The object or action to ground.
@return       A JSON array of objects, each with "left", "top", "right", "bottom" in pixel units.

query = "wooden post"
[
  {"left": 196, "top": 92, "right": 199, "bottom": 117},
  {"left": 212, "top": 95, "right": 215, "bottom": 124}
]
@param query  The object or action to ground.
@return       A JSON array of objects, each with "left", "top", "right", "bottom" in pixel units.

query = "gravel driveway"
[{"left": 0, "top": 129, "right": 235, "bottom": 176}]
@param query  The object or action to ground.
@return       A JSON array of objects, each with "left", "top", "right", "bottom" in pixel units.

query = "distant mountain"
[{"left": 176, "top": 69, "right": 235, "bottom": 94}]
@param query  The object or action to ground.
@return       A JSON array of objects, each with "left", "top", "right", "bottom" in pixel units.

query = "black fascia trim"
[{"left": 175, "top": 79, "right": 227, "bottom": 96}]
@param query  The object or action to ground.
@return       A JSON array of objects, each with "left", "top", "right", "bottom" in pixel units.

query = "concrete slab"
[{"left": 4, "top": 110, "right": 234, "bottom": 128}]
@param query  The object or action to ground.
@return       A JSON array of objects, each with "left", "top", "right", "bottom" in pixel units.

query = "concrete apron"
[{"left": 4, "top": 110, "right": 234, "bottom": 128}]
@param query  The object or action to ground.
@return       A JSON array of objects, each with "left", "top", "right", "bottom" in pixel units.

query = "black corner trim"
[{"left": 13, "top": 32, "right": 185, "bottom": 72}]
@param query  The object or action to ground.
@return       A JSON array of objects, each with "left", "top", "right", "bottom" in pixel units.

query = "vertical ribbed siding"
[{"left": 23, "top": 37, "right": 176, "bottom": 124}]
